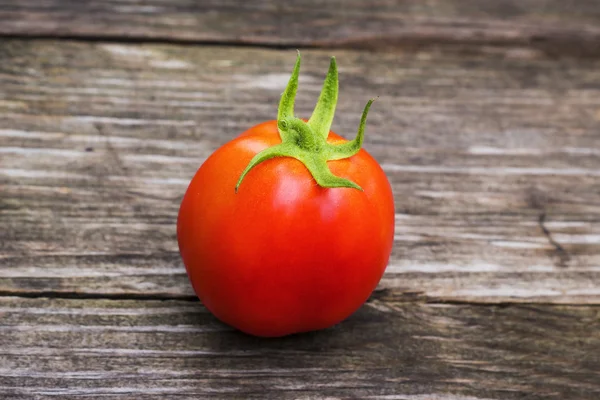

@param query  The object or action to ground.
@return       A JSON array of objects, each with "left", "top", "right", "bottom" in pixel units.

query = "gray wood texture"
[
  {"left": 1, "top": 40, "right": 599, "bottom": 303},
  {"left": 1, "top": 296, "right": 599, "bottom": 399},
  {"left": 1, "top": 0, "right": 600, "bottom": 57},
  {"left": 2, "top": 2, "right": 600, "bottom": 396}
]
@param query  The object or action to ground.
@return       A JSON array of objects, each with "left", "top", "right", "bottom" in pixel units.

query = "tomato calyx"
[{"left": 235, "top": 52, "right": 375, "bottom": 193}]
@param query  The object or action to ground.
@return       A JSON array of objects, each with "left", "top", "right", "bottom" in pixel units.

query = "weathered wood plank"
[
  {"left": 1, "top": 40, "right": 600, "bottom": 303},
  {"left": 0, "top": 297, "right": 598, "bottom": 399},
  {"left": 1, "top": 0, "right": 600, "bottom": 57}
]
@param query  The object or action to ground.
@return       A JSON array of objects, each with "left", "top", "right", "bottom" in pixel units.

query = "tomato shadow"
[{"left": 184, "top": 299, "right": 441, "bottom": 385}]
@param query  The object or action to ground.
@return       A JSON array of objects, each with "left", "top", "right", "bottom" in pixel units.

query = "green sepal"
[
  {"left": 277, "top": 52, "right": 300, "bottom": 123},
  {"left": 235, "top": 143, "right": 295, "bottom": 193},
  {"left": 326, "top": 98, "right": 375, "bottom": 160},
  {"left": 308, "top": 57, "right": 338, "bottom": 140}
]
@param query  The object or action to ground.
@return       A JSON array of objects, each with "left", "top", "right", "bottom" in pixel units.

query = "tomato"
[{"left": 177, "top": 54, "right": 395, "bottom": 337}]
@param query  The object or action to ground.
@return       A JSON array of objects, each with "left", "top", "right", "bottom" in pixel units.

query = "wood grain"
[
  {"left": 0, "top": 296, "right": 598, "bottom": 399},
  {"left": 1, "top": 39, "right": 600, "bottom": 303},
  {"left": 1, "top": 0, "right": 600, "bottom": 57}
]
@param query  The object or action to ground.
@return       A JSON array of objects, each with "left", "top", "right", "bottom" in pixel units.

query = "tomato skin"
[{"left": 177, "top": 120, "right": 395, "bottom": 337}]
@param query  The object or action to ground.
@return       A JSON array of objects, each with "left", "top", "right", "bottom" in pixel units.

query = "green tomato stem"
[{"left": 236, "top": 52, "right": 375, "bottom": 192}]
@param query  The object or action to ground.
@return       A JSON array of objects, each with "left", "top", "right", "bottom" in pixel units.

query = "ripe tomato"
[{"left": 177, "top": 54, "right": 395, "bottom": 337}]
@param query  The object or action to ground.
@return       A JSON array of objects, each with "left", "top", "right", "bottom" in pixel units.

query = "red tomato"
[{"left": 177, "top": 54, "right": 395, "bottom": 337}]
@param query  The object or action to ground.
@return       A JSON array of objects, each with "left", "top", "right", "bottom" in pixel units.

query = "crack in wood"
[
  {"left": 0, "top": 290, "right": 199, "bottom": 302},
  {"left": 539, "top": 212, "right": 572, "bottom": 268},
  {"left": 0, "top": 30, "right": 599, "bottom": 59},
  {"left": 0, "top": 33, "right": 310, "bottom": 50},
  {"left": 3, "top": 289, "right": 599, "bottom": 307}
]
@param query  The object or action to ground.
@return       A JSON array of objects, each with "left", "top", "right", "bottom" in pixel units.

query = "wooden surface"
[
  {"left": 2, "top": 40, "right": 599, "bottom": 304},
  {"left": 1, "top": 0, "right": 600, "bottom": 57},
  {"left": 1, "top": 297, "right": 599, "bottom": 399},
  {"left": 1, "top": 1, "right": 600, "bottom": 399}
]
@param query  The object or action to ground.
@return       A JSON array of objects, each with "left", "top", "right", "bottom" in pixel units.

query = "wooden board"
[
  {"left": 1, "top": 296, "right": 599, "bottom": 399},
  {"left": 1, "top": 39, "right": 600, "bottom": 303},
  {"left": 0, "top": 0, "right": 600, "bottom": 57}
]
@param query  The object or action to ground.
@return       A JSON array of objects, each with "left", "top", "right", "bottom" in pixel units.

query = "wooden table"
[{"left": 1, "top": 1, "right": 600, "bottom": 399}]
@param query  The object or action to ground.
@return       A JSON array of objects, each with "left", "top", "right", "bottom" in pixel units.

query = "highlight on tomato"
[{"left": 177, "top": 53, "right": 395, "bottom": 337}]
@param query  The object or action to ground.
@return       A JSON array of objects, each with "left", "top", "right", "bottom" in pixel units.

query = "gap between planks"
[
  {"left": 0, "top": 34, "right": 316, "bottom": 51},
  {"left": 2, "top": 289, "right": 599, "bottom": 308},
  {"left": 0, "top": 33, "right": 598, "bottom": 60}
]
